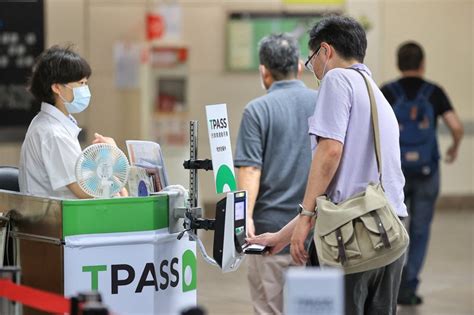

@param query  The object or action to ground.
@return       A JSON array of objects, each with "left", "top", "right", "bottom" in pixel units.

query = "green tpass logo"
[
  {"left": 81, "top": 251, "right": 197, "bottom": 294},
  {"left": 182, "top": 250, "right": 197, "bottom": 292},
  {"left": 82, "top": 265, "right": 107, "bottom": 290},
  {"left": 216, "top": 164, "right": 236, "bottom": 193}
]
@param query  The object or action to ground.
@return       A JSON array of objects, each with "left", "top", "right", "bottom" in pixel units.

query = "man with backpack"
[{"left": 381, "top": 41, "right": 464, "bottom": 306}]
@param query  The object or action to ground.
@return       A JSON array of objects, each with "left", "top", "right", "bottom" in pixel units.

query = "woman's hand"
[
  {"left": 246, "top": 231, "right": 289, "bottom": 255},
  {"left": 93, "top": 133, "right": 117, "bottom": 146},
  {"left": 113, "top": 187, "right": 129, "bottom": 198}
]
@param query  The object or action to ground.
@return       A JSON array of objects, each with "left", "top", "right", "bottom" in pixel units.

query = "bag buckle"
[
  {"left": 335, "top": 228, "right": 347, "bottom": 266},
  {"left": 371, "top": 211, "right": 391, "bottom": 249}
]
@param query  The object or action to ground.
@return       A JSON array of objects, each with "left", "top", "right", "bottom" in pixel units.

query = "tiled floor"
[{"left": 196, "top": 208, "right": 474, "bottom": 315}]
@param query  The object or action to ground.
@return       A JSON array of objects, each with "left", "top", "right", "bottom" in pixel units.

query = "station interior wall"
[{"left": 1, "top": 0, "right": 472, "bottom": 205}]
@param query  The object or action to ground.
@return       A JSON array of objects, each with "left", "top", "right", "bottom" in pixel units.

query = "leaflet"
[{"left": 125, "top": 140, "right": 169, "bottom": 195}]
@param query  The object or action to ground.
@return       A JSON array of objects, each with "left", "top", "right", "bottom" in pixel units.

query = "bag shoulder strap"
[
  {"left": 387, "top": 81, "right": 406, "bottom": 101},
  {"left": 348, "top": 68, "right": 383, "bottom": 186},
  {"left": 417, "top": 82, "right": 435, "bottom": 100}
]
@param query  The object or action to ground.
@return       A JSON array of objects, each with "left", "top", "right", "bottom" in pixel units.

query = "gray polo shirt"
[{"left": 235, "top": 80, "right": 317, "bottom": 236}]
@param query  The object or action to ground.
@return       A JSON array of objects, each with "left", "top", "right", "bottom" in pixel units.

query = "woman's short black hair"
[
  {"left": 308, "top": 15, "right": 367, "bottom": 63},
  {"left": 28, "top": 45, "right": 91, "bottom": 104},
  {"left": 397, "top": 41, "right": 424, "bottom": 71}
]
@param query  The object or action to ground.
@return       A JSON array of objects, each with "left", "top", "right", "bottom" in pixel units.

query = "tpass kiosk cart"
[
  {"left": 0, "top": 115, "right": 260, "bottom": 315},
  {"left": 0, "top": 190, "right": 196, "bottom": 315}
]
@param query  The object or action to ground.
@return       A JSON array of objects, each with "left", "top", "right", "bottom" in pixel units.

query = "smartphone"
[{"left": 243, "top": 243, "right": 268, "bottom": 255}]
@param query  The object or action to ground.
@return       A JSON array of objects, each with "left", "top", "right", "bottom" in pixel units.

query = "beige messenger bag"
[{"left": 313, "top": 68, "right": 409, "bottom": 275}]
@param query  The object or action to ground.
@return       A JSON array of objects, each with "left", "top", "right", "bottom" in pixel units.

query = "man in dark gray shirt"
[{"left": 234, "top": 33, "right": 317, "bottom": 315}]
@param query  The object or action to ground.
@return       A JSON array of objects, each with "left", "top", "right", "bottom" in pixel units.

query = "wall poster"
[{"left": 0, "top": 0, "right": 44, "bottom": 141}]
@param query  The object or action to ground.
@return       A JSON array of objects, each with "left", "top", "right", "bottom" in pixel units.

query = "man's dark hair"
[
  {"left": 308, "top": 15, "right": 367, "bottom": 63},
  {"left": 29, "top": 45, "right": 91, "bottom": 105},
  {"left": 397, "top": 41, "right": 424, "bottom": 71},
  {"left": 258, "top": 33, "right": 300, "bottom": 80}
]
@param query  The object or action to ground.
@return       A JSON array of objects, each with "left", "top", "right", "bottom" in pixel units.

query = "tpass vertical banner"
[{"left": 205, "top": 104, "right": 237, "bottom": 193}]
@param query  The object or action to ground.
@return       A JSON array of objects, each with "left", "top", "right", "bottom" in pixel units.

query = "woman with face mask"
[{"left": 19, "top": 45, "right": 125, "bottom": 199}]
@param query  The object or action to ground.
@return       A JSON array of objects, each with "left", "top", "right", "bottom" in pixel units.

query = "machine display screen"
[{"left": 234, "top": 201, "right": 245, "bottom": 221}]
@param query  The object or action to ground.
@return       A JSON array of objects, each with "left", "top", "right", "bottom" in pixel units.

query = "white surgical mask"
[
  {"left": 259, "top": 65, "right": 267, "bottom": 91},
  {"left": 315, "top": 49, "right": 329, "bottom": 88},
  {"left": 259, "top": 74, "right": 266, "bottom": 90},
  {"left": 60, "top": 85, "right": 91, "bottom": 114}
]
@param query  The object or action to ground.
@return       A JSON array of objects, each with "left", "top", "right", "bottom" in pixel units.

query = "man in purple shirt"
[{"left": 249, "top": 16, "right": 407, "bottom": 315}]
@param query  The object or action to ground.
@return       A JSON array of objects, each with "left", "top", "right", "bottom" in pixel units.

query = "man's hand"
[
  {"left": 237, "top": 166, "right": 260, "bottom": 238},
  {"left": 246, "top": 231, "right": 289, "bottom": 255},
  {"left": 290, "top": 215, "right": 314, "bottom": 265},
  {"left": 289, "top": 138, "right": 341, "bottom": 265},
  {"left": 92, "top": 133, "right": 117, "bottom": 146},
  {"left": 442, "top": 111, "right": 463, "bottom": 164},
  {"left": 445, "top": 144, "right": 458, "bottom": 163},
  {"left": 247, "top": 217, "right": 256, "bottom": 238}
]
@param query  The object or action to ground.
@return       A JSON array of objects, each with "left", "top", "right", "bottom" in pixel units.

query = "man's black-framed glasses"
[{"left": 304, "top": 47, "right": 321, "bottom": 73}]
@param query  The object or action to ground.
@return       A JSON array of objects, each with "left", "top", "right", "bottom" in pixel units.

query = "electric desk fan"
[{"left": 75, "top": 143, "right": 130, "bottom": 198}]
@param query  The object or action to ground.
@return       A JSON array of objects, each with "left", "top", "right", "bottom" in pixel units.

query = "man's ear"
[
  {"left": 260, "top": 64, "right": 274, "bottom": 81},
  {"left": 419, "top": 59, "right": 426, "bottom": 74},
  {"left": 320, "top": 42, "right": 330, "bottom": 58},
  {"left": 297, "top": 61, "right": 303, "bottom": 79},
  {"left": 259, "top": 64, "right": 267, "bottom": 77}
]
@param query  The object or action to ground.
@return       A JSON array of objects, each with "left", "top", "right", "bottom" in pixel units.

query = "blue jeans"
[{"left": 400, "top": 169, "right": 440, "bottom": 292}]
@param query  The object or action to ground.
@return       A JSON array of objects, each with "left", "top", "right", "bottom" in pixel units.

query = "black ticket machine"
[{"left": 213, "top": 191, "right": 247, "bottom": 272}]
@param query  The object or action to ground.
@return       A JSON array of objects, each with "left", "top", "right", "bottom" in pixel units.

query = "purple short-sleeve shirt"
[{"left": 309, "top": 64, "right": 407, "bottom": 217}]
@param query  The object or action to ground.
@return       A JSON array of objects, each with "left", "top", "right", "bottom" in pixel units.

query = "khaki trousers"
[{"left": 246, "top": 254, "right": 293, "bottom": 315}]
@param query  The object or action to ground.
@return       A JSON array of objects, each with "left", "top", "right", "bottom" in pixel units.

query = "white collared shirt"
[{"left": 19, "top": 102, "right": 82, "bottom": 199}]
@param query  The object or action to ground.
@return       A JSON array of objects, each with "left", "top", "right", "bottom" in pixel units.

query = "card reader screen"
[{"left": 235, "top": 201, "right": 245, "bottom": 221}]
